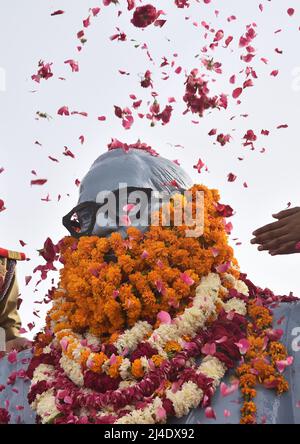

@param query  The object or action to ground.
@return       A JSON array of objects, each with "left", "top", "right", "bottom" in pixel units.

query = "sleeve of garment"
[{"left": 0, "top": 274, "right": 21, "bottom": 341}]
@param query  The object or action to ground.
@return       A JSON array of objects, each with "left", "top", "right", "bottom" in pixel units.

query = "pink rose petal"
[
  {"left": 235, "top": 339, "right": 250, "bottom": 355},
  {"left": 157, "top": 311, "right": 172, "bottom": 325},
  {"left": 205, "top": 407, "right": 216, "bottom": 420}
]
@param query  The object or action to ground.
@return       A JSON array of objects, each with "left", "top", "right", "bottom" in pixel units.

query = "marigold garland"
[{"left": 50, "top": 185, "right": 236, "bottom": 339}]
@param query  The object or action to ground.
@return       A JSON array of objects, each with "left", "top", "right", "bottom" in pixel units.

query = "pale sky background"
[{"left": 1, "top": 0, "right": 300, "bottom": 338}]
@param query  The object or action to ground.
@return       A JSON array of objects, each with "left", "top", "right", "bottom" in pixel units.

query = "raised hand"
[{"left": 251, "top": 207, "right": 300, "bottom": 256}]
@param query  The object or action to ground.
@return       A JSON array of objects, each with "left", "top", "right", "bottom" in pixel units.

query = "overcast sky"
[{"left": 1, "top": 0, "right": 300, "bottom": 337}]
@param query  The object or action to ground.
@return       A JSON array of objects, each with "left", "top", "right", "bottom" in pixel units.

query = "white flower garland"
[
  {"left": 116, "top": 355, "right": 226, "bottom": 424},
  {"left": 30, "top": 272, "right": 249, "bottom": 424}
]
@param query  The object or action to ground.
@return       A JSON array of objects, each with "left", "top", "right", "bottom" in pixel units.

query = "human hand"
[
  {"left": 251, "top": 207, "right": 300, "bottom": 256},
  {"left": 6, "top": 337, "right": 32, "bottom": 353}
]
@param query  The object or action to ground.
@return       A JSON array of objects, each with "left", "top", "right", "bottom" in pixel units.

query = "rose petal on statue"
[
  {"left": 224, "top": 409, "right": 231, "bottom": 417},
  {"left": 15, "top": 405, "right": 24, "bottom": 411},
  {"left": 210, "top": 248, "right": 220, "bottom": 258},
  {"left": 7, "top": 350, "right": 18, "bottom": 365},
  {"left": 205, "top": 407, "right": 217, "bottom": 420},
  {"left": 220, "top": 380, "right": 239, "bottom": 397},
  {"left": 64, "top": 396, "right": 73, "bottom": 405},
  {"left": 141, "top": 250, "right": 149, "bottom": 259},
  {"left": 215, "top": 336, "right": 227, "bottom": 344},
  {"left": 266, "top": 328, "right": 284, "bottom": 341},
  {"left": 156, "top": 406, "right": 167, "bottom": 421},
  {"left": 157, "top": 311, "right": 172, "bottom": 325},
  {"left": 180, "top": 272, "right": 195, "bottom": 286},
  {"left": 215, "top": 261, "right": 231, "bottom": 273},
  {"left": 109, "top": 354, "right": 117, "bottom": 365},
  {"left": 201, "top": 342, "right": 216, "bottom": 356},
  {"left": 276, "top": 356, "right": 294, "bottom": 373},
  {"left": 113, "top": 290, "right": 120, "bottom": 299},
  {"left": 60, "top": 338, "right": 69, "bottom": 351},
  {"left": 235, "top": 339, "right": 250, "bottom": 355},
  {"left": 156, "top": 280, "right": 165, "bottom": 294}
]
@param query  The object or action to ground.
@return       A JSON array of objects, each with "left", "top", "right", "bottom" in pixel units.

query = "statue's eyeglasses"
[
  {"left": 62, "top": 187, "right": 154, "bottom": 238},
  {"left": 62, "top": 201, "right": 102, "bottom": 238}
]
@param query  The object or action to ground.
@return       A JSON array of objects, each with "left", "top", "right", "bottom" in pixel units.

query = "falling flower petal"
[
  {"left": 31, "top": 179, "right": 47, "bottom": 186},
  {"left": 57, "top": 106, "right": 70, "bottom": 116},
  {"left": 51, "top": 10, "right": 65, "bottom": 16}
]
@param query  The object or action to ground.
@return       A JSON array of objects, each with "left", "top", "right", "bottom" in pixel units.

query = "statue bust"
[{"left": 1, "top": 143, "right": 299, "bottom": 424}]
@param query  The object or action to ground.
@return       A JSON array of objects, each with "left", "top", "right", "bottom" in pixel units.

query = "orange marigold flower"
[
  {"left": 107, "top": 356, "right": 123, "bottom": 379},
  {"left": 240, "top": 414, "right": 256, "bottom": 424},
  {"left": 152, "top": 355, "right": 164, "bottom": 367},
  {"left": 239, "top": 374, "right": 257, "bottom": 388},
  {"left": 90, "top": 352, "right": 108, "bottom": 373},
  {"left": 241, "top": 387, "right": 256, "bottom": 400},
  {"left": 241, "top": 401, "right": 257, "bottom": 415},
  {"left": 131, "top": 359, "right": 145, "bottom": 379},
  {"left": 165, "top": 341, "right": 182, "bottom": 353}
]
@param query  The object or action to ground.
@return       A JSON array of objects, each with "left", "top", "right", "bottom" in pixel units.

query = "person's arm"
[
  {"left": 251, "top": 207, "right": 300, "bottom": 255},
  {"left": 0, "top": 273, "right": 21, "bottom": 341}
]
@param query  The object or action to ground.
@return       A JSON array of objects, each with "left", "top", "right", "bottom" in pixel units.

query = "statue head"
[{"left": 63, "top": 140, "right": 193, "bottom": 238}]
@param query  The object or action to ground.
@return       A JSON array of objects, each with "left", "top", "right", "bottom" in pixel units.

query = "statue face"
[{"left": 63, "top": 149, "right": 193, "bottom": 238}]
